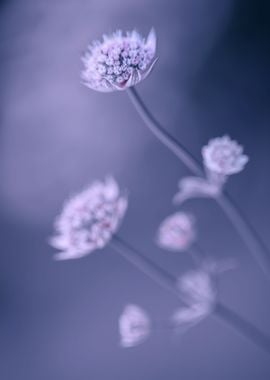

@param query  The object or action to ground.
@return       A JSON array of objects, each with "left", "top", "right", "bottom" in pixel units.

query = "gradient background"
[{"left": 1, "top": 0, "right": 270, "bottom": 379}]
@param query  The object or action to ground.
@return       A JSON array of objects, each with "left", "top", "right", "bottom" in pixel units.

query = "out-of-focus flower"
[
  {"left": 49, "top": 177, "right": 128, "bottom": 260},
  {"left": 202, "top": 135, "right": 249, "bottom": 176},
  {"left": 173, "top": 176, "right": 221, "bottom": 205},
  {"left": 171, "top": 258, "right": 236, "bottom": 331},
  {"left": 81, "top": 29, "right": 157, "bottom": 92},
  {"left": 177, "top": 269, "right": 216, "bottom": 306},
  {"left": 173, "top": 137, "right": 248, "bottom": 205},
  {"left": 119, "top": 304, "right": 151, "bottom": 348},
  {"left": 157, "top": 212, "right": 195, "bottom": 252},
  {"left": 172, "top": 269, "right": 216, "bottom": 330}
]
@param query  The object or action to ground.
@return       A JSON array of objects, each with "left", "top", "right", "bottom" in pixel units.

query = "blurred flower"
[
  {"left": 81, "top": 29, "right": 157, "bottom": 92},
  {"left": 202, "top": 135, "right": 249, "bottom": 176},
  {"left": 119, "top": 304, "right": 151, "bottom": 348},
  {"left": 177, "top": 269, "right": 216, "bottom": 306},
  {"left": 49, "top": 177, "right": 128, "bottom": 260},
  {"left": 171, "top": 258, "right": 236, "bottom": 331},
  {"left": 157, "top": 212, "right": 195, "bottom": 252},
  {"left": 172, "top": 269, "right": 216, "bottom": 330},
  {"left": 173, "top": 176, "right": 220, "bottom": 205}
]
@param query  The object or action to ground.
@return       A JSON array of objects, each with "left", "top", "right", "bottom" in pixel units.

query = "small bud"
[
  {"left": 157, "top": 212, "right": 195, "bottom": 252},
  {"left": 119, "top": 304, "right": 150, "bottom": 348},
  {"left": 202, "top": 136, "right": 249, "bottom": 176}
]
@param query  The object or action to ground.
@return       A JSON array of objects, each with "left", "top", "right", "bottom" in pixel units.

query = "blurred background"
[{"left": 0, "top": 0, "right": 270, "bottom": 379}]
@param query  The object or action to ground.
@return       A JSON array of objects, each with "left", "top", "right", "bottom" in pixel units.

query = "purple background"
[{"left": 0, "top": 0, "right": 270, "bottom": 379}]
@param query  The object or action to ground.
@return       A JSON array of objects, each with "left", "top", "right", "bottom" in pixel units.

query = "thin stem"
[
  {"left": 215, "top": 302, "right": 270, "bottom": 354},
  {"left": 112, "top": 235, "right": 270, "bottom": 354},
  {"left": 112, "top": 235, "right": 179, "bottom": 297},
  {"left": 127, "top": 87, "right": 202, "bottom": 176},
  {"left": 217, "top": 193, "right": 270, "bottom": 277},
  {"left": 189, "top": 243, "right": 205, "bottom": 265},
  {"left": 127, "top": 86, "right": 270, "bottom": 279}
]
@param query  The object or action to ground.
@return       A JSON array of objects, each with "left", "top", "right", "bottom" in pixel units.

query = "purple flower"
[
  {"left": 157, "top": 212, "right": 195, "bottom": 252},
  {"left": 119, "top": 304, "right": 150, "bottom": 348},
  {"left": 49, "top": 177, "right": 127, "bottom": 260},
  {"left": 81, "top": 29, "right": 157, "bottom": 92},
  {"left": 202, "top": 135, "right": 249, "bottom": 176}
]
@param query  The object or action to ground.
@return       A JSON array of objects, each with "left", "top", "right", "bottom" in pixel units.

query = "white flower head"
[
  {"left": 157, "top": 212, "right": 195, "bottom": 252},
  {"left": 49, "top": 177, "right": 128, "bottom": 260},
  {"left": 119, "top": 304, "right": 150, "bottom": 348},
  {"left": 202, "top": 135, "right": 249, "bottom": 176},
  {"left": 81, "top": 29, "right": 157, "bottom": 92}
]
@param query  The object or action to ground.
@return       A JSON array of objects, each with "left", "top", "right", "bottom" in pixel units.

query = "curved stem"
[
  {"left": 112, "top": 235, "right": 270, "bottom": 354},
  {"left": 127, "top": 86, "right": 270, "bottom": 279},
  {"left": 127, "top": 87, "right": 202, "bottom": 176}
]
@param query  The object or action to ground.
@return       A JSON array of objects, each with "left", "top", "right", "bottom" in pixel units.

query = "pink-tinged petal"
[
  {"left": 54, "top": 248, "right": 91, "bottom": 261},
  {"left": 146, "top": 28, "right": 157, "bottom": 52},
  {"left": 142, "top": 57, "right": 158, "bottom": 80}
]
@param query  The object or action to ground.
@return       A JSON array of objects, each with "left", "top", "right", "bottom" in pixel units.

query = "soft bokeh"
[{"left": 1, "top": 0, "right": 270, "bottom": 379}]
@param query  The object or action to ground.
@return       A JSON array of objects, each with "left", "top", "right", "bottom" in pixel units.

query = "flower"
[
  {"left": 173, "top": 176, "right": 221, "bottom": 204},
  {"left": 202, "top": 135, "right": 249, "bottom": 175},
  {"left": 49, "top": 177, "right": 128, "bottom": 260},
  {"left": 171, "top": 269, "right": 216, "bottom": 330},
  {"left": 81, "top": 29, "right": 157, "bottom": 92},
  {"left": 177, "top": 269, "right": 216, "bottom": 306},
  {"left": 157, "top": 212, "right": 195, "bottom": 252},
  {"left": 119, "top": 304, "right": 151, "bottom": 348},
  {"left": 171, "top": 258, "right": 236, "bottom": 331}
]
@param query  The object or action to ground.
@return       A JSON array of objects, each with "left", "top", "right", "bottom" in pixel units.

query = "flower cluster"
[
  {"left": 119, "top": 304, "right": 150, "bottom": 348},
  {"left": 157, "top": 212, "right": 195, "bottom": 252},
  {"left": 202, "top": 135, "right": 249, "bottom": 176},
  {"left": 82, "top": 29, "right": 157, "bottom": 92},
  {"left": 50, "top": 177, "right": 127, "bottom": 260}
]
